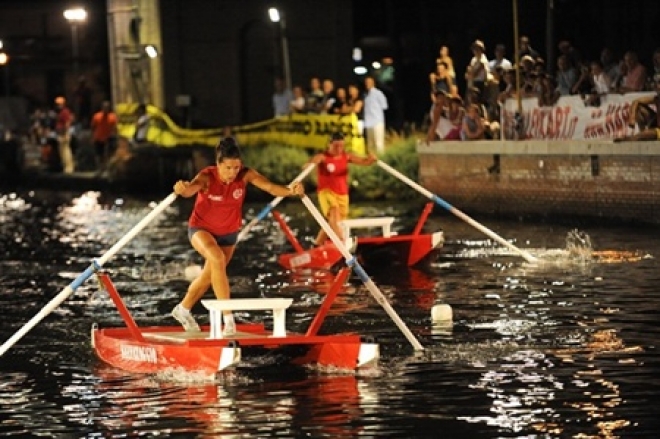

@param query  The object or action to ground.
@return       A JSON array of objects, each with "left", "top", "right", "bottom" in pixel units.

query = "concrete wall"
[{"left": 417, "top": 140, "right": 660, "bottom": 224}]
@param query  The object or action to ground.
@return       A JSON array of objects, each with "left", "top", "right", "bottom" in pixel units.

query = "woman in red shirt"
[
  {"left": 171, "top": 137, "right": 304, "bottom": 334},
  {"left": 305, "top": 132, "right": 376, "bottom": 246}
]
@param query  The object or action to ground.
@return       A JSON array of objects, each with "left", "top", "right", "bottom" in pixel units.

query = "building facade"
[{"left": 130, "top": 0, "right": 356, "bottom": 128}]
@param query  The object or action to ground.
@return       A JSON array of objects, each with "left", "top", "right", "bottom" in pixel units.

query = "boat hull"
[
  {"left": 92, "top": 324, "right": 373, "bottom": 376},
  {"left": 278, "top": 231, "right": 444, "bottom": 270}
]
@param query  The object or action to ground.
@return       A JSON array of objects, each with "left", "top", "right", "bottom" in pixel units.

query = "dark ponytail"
[{"left": 215, "top": 136, "right": 241, "bottom": 163}]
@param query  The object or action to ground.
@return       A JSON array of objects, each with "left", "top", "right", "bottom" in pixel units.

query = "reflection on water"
[{"left": 1, "top": 190, "right": 660, "bottom": 437}]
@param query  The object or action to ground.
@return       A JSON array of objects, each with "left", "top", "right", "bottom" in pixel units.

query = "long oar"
[
  {"left": 0, "top": 192, "right": 179, "bottom": 356},
  {"left": 237, "top": 163, "right": 317, "bottom": 243},
  {"left": 377, "top": 160, "right": 537, "bottom": 263},
  {"left": 300, "top": 195, "right": 424, "bottom": 351}
]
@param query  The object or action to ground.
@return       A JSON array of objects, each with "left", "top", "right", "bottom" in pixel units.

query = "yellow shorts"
[
  {"left": 318, "top": 189, "right": 349, "bottom": 218},
  {"left": 656, "top": 128, "right": 660, "bottom": 140}
]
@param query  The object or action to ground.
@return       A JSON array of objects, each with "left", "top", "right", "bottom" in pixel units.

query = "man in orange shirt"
[{"left": 90, "top": 101, "right": 118, "bottom": 172}]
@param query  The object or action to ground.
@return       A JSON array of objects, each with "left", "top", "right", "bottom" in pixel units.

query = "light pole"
[
  {"left": 268, "top": 7, "right": 291, "bottom": 92},
  {"left": 63, "top": 7, "right": 87, "bottom": 80},
  {"left": 0, "top": 40, "right": 8, "bottom": 100}
]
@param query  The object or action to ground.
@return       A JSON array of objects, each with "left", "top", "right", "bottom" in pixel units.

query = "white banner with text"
[{"left": 502, "top": 92, "right": 655, "bottom": 140}]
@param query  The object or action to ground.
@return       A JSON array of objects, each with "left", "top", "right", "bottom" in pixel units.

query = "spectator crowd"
[
  {"left": 427, "top": 37, "right": 659, "bottom": 142},
  {"left": 272, "top": 75, "right": 389, "bottom": 153},
  {"left": 273, "top": 36, "right": 659, "bottom": 146},
  {"left": 30, "top": 92, "right": 149, "bottom": 175},
  {"left": 31, "top": 34, "right": 660, "bottom": 176}
]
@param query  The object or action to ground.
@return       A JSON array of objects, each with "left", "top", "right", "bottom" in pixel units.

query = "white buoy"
[
  {"left": 431, "top": 304, "right": 453, "bottom": 322},
  {"left": 184, "top": 264, "right": 203, "bottom": 281}
]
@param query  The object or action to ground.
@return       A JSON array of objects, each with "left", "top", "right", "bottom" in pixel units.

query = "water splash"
[
  {"left": 516, "top": 229, "right": 595, "bottom": 270},
  {"left": 565, "top": 228, "right": 593, "bottom": 263}
]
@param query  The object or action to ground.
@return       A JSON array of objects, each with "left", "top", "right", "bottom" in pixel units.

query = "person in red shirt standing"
[
  {"left": 90, "top": 101, "right": 118, "bottom": 172},
  {"left": 54, "top": 96, "right": 75, "bottom": 173},
  {"left": 171, "top": 136, "right": 305, "bottom": 334},
  {"left": 305, "top": 132, "right": 376, "bottom": 247}
]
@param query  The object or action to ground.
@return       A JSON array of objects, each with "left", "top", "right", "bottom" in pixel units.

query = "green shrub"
[
  {"left": 242, "top": 137, "right": 420, "bottom": 201},
  {"left": 242, "top": 143, "right": 310, "bottom": 185},
  {"left": 350, "top": 136, "right": 419, "bottom": 200}
]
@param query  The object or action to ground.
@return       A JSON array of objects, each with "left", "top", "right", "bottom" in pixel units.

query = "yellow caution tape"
[{"left": 116, "top": 103, "right": 366, "bottom": 154}]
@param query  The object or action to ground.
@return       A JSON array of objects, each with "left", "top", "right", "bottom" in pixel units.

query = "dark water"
[{"left": 1, "top": 189, "right": 659, "bottom": 438}]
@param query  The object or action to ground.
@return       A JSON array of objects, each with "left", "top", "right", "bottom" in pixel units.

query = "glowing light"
[
  {"left": 144, "top": 45, "right": 158, "bottom": 58},
  {"left": 268, "top": 7, "right": 281, "bottom": 23},
  {"left": 352, "top": 47, "right": 362, "bottom": 62},
  {"left": 63, "top": 7, "right": 87, "bottom": 22}
]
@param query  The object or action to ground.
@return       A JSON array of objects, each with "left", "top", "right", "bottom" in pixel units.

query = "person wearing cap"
[
  {"left": 54, "top": 96, "right": 75, "bottom": 173},
  {"left": 304, "top": 132, "right": 377, "bottom": 247},
  {"left": 171, "top": 136, "right": 305, "bottom": 334},
  {"left": 465, "top": 40, "right": 490, "bottom": 101}
]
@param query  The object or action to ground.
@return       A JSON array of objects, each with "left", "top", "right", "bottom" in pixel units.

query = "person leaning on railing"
[
  {"left": 625, "top": 80, "right": 659, "bottom": 130},
  {"left": 616, "top": 80, "right": 660, "bottom": 142}
]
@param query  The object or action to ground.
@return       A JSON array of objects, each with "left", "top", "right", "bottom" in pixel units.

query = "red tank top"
[
  {"left": 317, "top": 152, "right": 349, "bottom": 195},
  {"left": 188, "top": 166, "right": 248, "bottom": 235}
]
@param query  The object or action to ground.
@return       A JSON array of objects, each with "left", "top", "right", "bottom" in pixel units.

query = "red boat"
[
  {"left": 276, "top": 202, "right": 444, "bottom": 270},
  {"left": 1, "top": 191, "right": 426, "bottom": 374},
  {"left": 91, "top": 268, "right": 379, "bottom": 378}
]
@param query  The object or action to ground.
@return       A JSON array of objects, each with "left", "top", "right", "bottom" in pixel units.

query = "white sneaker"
[{"left": 171, "top": 304, "right": 200, "bottom": 332}]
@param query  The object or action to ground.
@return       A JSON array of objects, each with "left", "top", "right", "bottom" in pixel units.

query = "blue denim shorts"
[{"left": 188, "top": 227, "right": 239, "bottom": 246}]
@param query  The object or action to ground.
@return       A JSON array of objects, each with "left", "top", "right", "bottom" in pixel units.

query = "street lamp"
[
  {"left": 268, "top": 7, "right": 291, "bottom": 92},
  {"left": 63, "top": 7, "right": 88, "bottom": 79},
  {"left": 0, "top": 48, "right": 9, "bottom": 100}
]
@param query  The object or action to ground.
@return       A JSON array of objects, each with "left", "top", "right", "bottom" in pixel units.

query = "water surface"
[{"left": 1, "top": 189, "right": 659, "bottom": 438}]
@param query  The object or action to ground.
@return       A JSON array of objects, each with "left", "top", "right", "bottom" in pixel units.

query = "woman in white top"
[{"left": 289, "top": 86, "right": 307, "bottom": 114}]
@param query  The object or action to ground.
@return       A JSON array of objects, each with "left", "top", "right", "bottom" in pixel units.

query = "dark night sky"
[{"left": 352, "top": 0, "right": 658, "bottom": 68}]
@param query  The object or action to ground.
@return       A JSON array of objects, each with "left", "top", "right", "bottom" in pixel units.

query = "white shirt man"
[
  {"left": 363, "top": 76, "right": 388, "bottom": 154},
  {"left": 272, "top": 77, "right": 293, "bottom": 117},
  {"left": 489, "top": 44, "right": 513, "bottom": 71}
]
